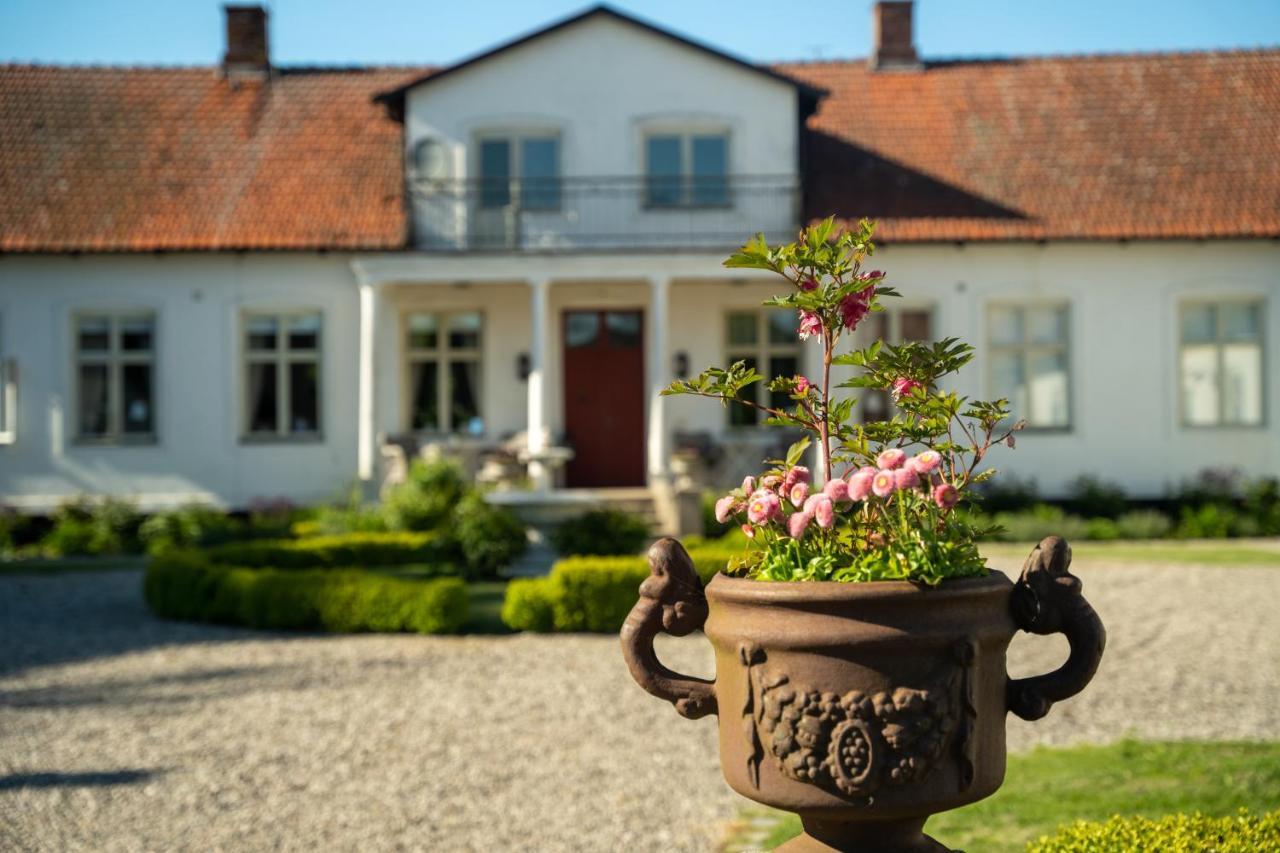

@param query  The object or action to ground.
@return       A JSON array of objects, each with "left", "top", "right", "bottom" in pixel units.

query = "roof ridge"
[{"left": 773, "top": 44, "right": 1280, "bottom": 68}]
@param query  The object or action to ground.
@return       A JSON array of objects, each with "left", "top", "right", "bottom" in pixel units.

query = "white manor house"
[{"left": 0, "top": 3, "right": 1277, "bottom": 529}]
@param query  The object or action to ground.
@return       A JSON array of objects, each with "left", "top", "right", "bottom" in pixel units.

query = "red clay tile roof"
[
  {"left": 1, "top": 49, "right": 1277, "bottom": 251},
  {"left": 779, "top": 49, "right": 1280, "bottom": 242},
  {"left": 0, "top": 65, "right": 428, "bottom": 252}
]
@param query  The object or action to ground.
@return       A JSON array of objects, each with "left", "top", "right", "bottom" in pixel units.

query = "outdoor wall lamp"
[
  {"left": 673, "top": 351, "right": 690, "bottom": 379},
  {"left": 517, "top": 352, "right": 531, "bottom": 381}
]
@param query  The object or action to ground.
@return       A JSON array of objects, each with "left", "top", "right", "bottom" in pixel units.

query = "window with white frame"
[
  {"left": 725, "top": 309, "right": 800, "bottom": 427},
  {"left": 477, "top": 134, "right": 561, "bottom": 210},
  {"left": 243, "top": 312, "right": 321, "bottom": 439},
  {"left": 987, "top": 304, "right": 1071, "bottom": 429},
  {"left": 74, "top": 313, "right": 156, "bottom": 441},
  {"left": 858, "top": 307, "right": 934, "bottom": 423},
  {"left": 0, "top": 322, "right": 14, "bottom": 444},
  {"left": 645, "top": 132, "right": 729, "bottom": 208},
  {"left": 405, "top": 311, "right": 484, "bottom": 435},
  {"left": 1179, "top": 300, "right": 1265, "bottom": 427}
]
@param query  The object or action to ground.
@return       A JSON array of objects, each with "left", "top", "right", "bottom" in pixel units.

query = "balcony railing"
[{"left": 408, "top": 174, "right": 801, "bottom": 252}]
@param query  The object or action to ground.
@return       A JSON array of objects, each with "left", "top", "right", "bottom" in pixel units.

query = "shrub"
[
  {"left": 1114, "top": 509, "right": 1173, "bottom": 540},
  {"left": 975, "top": 475, "right": 1040, "bottom": 513},
  {"left": 1244, "top": 477, "right": 1280, "bottom": 535},
  {"left": 1175, "top": 503, "right": 1256, "bottom": 539},
  {"left": 1082, "top": 517, "right": 1120, "bottom": 541},
  {"left": 245, "top": 497, "right": 304, "bottom": 539},
  {"left": 501, "top": 577, "right": 556, "bottom": 632},
  {"left": 1028, "top": 809, "right": 1280, "bottom": 852},
  {"left": 138, "top": 504, "right": 244, "bottom": 554},
  {"left": 454, "top": 493, "right": 528, "bottom": 579},
  {"left": 1067, "top": 476, "right": 1129, "bottom": 520},
  {"left": 144, "top": 552, "right": 467, "bottom": 634},
  {"left": 990, "top": 505, "right": 1089, "bottom": 543},
  {"left": 549, "top": 508, "right": 651, "bottom": 557},
  {"left": 1174, "top": 467, "right": 1241, "bottom": 511},
  {"left": 43, "top": 495, "right": 143, "bottom": 556},
  {"left": 202, "top": 531, "right": 459, "bottom": 572},
  {"left": 0, "top": 505, "right": 28, "bottom": 554},
  {"left": 382, "top": 459, "right": 468, "bottom": 531}
]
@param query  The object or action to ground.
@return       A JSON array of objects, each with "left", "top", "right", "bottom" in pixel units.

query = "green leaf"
[{"left": 785, "top": 436, "right": 812, "bottom": 468}]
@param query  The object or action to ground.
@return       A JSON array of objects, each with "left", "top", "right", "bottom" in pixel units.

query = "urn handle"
[
  {"left": 620, "top": 538, "right": 718, "bottom": 719},
  {"left": 1007, "top": 536, "right": 1107, "bottom": 721}
]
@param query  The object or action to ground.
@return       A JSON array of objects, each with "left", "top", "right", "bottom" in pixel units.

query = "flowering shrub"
[{"left": 665, "top": 218, "right": 1024, "bottom": 583}]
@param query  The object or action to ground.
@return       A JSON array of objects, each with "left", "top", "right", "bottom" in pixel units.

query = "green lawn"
[
  {"left": 749, "top": 740, "right": 1280, "bottom": 851},
  {"left": 981, "top": 539, "right": 1280, "bottom": 568}
]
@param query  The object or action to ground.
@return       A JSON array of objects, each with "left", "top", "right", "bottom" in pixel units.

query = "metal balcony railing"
[{"left": 407, "top": 174, "right": 801, "bottom": 252}]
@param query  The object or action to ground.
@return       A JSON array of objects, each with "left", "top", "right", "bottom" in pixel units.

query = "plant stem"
[{"left": 820, "top": 327, "right": 833, "bottom": 481}]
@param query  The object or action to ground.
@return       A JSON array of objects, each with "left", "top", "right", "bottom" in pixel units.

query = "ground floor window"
[
  {"left": 404, "top": 311, "right": 483, "bottom": 435},
  {"left": 74, "top": 313, "right": 155, "bottom": 442},
  {"left": 0, "top": 322, "right": 14, "bottom": 444},
  {"left": 242, "top": 312, "right": 322, "bottom": 439},
  {"left": 725, "top": 309, "right": 800, "bottom": 427},
  {"left": 987, "top": 303, "right": 1071, "bottom": 429},
  {"left": 1179, "top": 300, "right": 1265, "bottom": 427},
  {"left": 858, "top": 307, "right": 934, "bottom": 423}
]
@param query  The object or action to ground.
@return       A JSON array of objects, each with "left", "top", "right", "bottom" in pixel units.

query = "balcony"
[{"left": 408, "top": 174, "right": 801, "bottom": 252}]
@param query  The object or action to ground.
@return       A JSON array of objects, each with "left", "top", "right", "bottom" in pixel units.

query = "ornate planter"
[{"left": 621, "top": 535, "right": 1105, "bottom": 852}]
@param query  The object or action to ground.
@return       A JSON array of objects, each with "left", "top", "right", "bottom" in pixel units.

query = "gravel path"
[{"left": 2, "top": 559, "right": 1278, "bottom": 852}]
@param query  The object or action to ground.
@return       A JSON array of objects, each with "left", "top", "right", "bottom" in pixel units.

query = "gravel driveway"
[{"left": 2, "top": 559, "right": 1278, "bottom": 852}]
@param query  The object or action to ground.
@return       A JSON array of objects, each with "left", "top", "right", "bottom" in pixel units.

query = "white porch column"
[
  {"left": 357, "top": 280, "right": 381, "bottom": 486},
  {"left": 526, "top": 278, "right": 553, "bottom": 491},
  {"left": 647, "top": 275, "right": 672, "bottom": 484}
]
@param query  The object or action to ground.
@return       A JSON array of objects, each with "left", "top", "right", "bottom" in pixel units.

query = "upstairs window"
[
  {"left": 405, "top": 311, "right": 484, "bottom": 436},
  {"left": 74, "top": 313, "right": 156, "bottom": 442},
  {"left": 477, "top": 135, "right": 561, "bottom": 211},
  {"left": 725, "top": 309, "right": 800, "bottom": 427},
  {"left": 988, "top": 304, "right": 1071, "bottom": 429},
  {"left": 645, "top": 132, "right": 729, "bottom": 208},
  {"left": 1180, "top": 300, "right": 1265, "bottom": 427},
  {"left": 243, "top": 312, "right": 322, "bottom": 440}
]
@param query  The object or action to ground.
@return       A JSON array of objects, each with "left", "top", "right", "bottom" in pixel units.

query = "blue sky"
[{"left": 2, "top": 0, "right": 1278, "bottom": 65}]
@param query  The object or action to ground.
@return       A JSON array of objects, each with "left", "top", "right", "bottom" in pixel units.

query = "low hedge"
[
  {"left": 144, "top": 552, "right": 467, "bottom": 634},
  {"left": 1028, "top": 810, "right": 1279, "bottom": 852},
  {"left": 502, "top": 547, "right": 736, "bottom": 633},
  {"left": 201, "top": 531, "right": 458, "bottom": 572}
]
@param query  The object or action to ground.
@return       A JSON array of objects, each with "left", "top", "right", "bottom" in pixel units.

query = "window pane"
[
  {"left": 727, "top": 312, "right": 757, "bottom": 346},
  {"left": 120, "top": 317, "right": 154, "bottom": 352},
  {"left": 866, "top": 312, "right": 889, "bottom": 342},
  {"left": 565, "top": 312, "right": 599, "bottom": 349},
  {"left": 767, "top": 310, "right": 798, "bottom": 345},
  {"left": 729, "top": 356, "right": 758, "bottom": 426},
  {"left": 1222, "top": 343, "right": 1263, "bottom": 425},
  {"left": 408, "top": 313, "right": 438, "bottom": 349},
  {"left": 691, "top": 135, "right": 728, "bottom": 206},
  {"left": 288, "top": 362, "right": 319, "bottom": 434},
  {"left": 1028, "top": 307, "right": 1067, "bottom": 345},
  {"left": 1028, "top": 351, "right": 1069, "bottom": 427},
  {"left": 122, "top": 364, "right": 153, "bottom": 434},
  {"left": 990, "top": 350, "right": 1027, "bottom": 417},
  {"left": 247, "top": 362, "right": 278, "bottom": 433},
  {"left": 605, "top": 312, "right": 641, "bottom": 348},
  {"left": 520, "top": 138, "right": 560, "bottom": 210},
  {"left": 769, "top": 355, "right": 799, "bottom": 410},
  {"left": 989, "top": 307, "right": 1023, "bottom": 347},
  {"left": 1222, "top": 303, "right": 1261, "bottom": 342},
  {"left": 409, "top": 361, "right": 439, "bottom": 431},
  {"left": 246, "top": 316, "right": 278, "bottom": 351},
  {"left": 900, "top": 310, "right": 932, "bottom": 342},
  {"left": 449, "top": 360, "right": 482, "bottom": 435},
  {"left": 479, "top": 139, "right": 511, "bottom": 208},
  {"left": 288, "top": 314, "right": 320, "bottom": 351},
  {"left": 645, "top": 136, "right": 682, "bottom": 206},
  {"left": 77, "top": 317, "right": 111, "bottom": 353},
  {"left": 78, "top": 363, "right": 109, "bottom": 436},
  {"left": 1180, "top": 345, "right": 1220, "bottom": 425},
  {"left": 861, "top": 389, "right": 891, "bottom": 423},
  {"left": 448, "top": 312, "right": 482, "bottom": 349},
  {"left": 1181, "top": 305, "right": 1217, "bottom": 344}
]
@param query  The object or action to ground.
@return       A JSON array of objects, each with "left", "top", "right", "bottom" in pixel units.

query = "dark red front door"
[{"left": 562, "top": 309, "right": 645, "bottom": 487}]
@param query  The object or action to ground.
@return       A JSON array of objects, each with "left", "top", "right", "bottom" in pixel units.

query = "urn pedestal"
[{"left": 621, "top": 536, "right": 1105, "bottom": 853}]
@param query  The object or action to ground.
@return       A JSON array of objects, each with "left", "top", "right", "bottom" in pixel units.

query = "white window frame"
[
  {"left": 854, "top": 304, "right": 935, "bottom": 422},
  {"left": 72, "top": 311, "right": 157, "bottom": 444},
  {"left": 1177, "top": 298, "right": 1266, "bottom": 428},
  {"left": 986, "top": 302, "right": 1073, "bottom": 431},
  {"left": 724, "top": 308, "right": 801, "bottom": 429},
  {"left": 401, "top": 310, "right": 485, "bottom": 436},
  {"left": 0, "top": 318, "right": 14, "bottom": 444},
  {"left": 643, "top": 129, "right": 732, "bottom": 210},
  {"left": 240, "top": 310, "right": 323, "bottom": 442},
  {"left": 474, "top": 130, "right": 562, "bottom": 212}
]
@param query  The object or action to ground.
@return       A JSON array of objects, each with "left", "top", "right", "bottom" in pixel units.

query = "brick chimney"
[
  {"left": 222, "top": 5, "right": 270, "bottom": 78},
  {"left": 871, "top": 1, "right": 920, "bottom": 70}
]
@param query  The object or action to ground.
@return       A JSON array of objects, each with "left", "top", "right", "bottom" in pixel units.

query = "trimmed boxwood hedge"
[
  {"left": 144, "top": 551, "right": 467, "bottom": 634},
  {"left": 1028, "top": 810, "right": 1279, "bottom": 852},
  {"left": 201, "top": 531, "right": 459, "bottom": 571},
  {"left": 501, "top": 548, "right": 736, "bottom": 633}
]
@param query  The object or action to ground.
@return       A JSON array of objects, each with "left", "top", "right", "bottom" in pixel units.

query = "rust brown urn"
[{"left": 621, "top": 535, "right": 1105, "bottom": 852}]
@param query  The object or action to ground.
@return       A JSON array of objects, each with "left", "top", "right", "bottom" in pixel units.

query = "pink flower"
[
  {"left": 788, "top": 511, "right": 813, "bottom": 539},
  {"left": 823, "top": 478, "right": 850, "bottom": 503},
  {"left": 761, "top": 474, "right": 783, "bottom": 492},
  {"left": 803, "top": 493, "right": 822, "bottom": 514},
  {"left": 912, "top": 450, "right": 942, "bottom": 474},
  {"left": 933, "top": 483, "right": 959, "bottom": 509},
  {"left": 812, "top": 495, "right": 835, "bottom": 529},
  {"left": 859, "top": 270, "right": 884, "bottom": 281},
  {"left": 741, "top": 523, "right": 756, "bottom": 539},
  {"left": 858, "top": 466, "right": 878, "bottom": 478},
  {"left": 894, "top": 467, "right": 919, "bottom": 491},
  {"left": 838, "top": 286, "right": 874, "bottom": 331},
  {"left": 798, "top": 311, "right": 823, "bottom": 341},
  {"left": 891, "top": 378, "right": 922, "bottom": 402},
  {"left": 742, "top": 475, "right": 756, "bottom": 494},
  {"left": 746, "top": 489, "right": 781, "bottom": 525},
  {"left": 714, "top": 495, "right": 738, "bottom": 524},
  {"left": 789, "top": 481, "right": 810, "bottom": 508},
  {"left": 794, "top": 376, "right": 811, "bottom": 395},
  {"left": 848, "top": 471, "right": 874, "bottom": 501},
  {"left": 872, "top": 469, "right": 896, "bottom": 498},
  {"left": 876, "top": 448, "right": 907, "bottom": 470},
  {"left": 782, "top": 466, "right": 811, "bottom": 495},
  {"left": 799, "top": 277, "right": 819, "bottom": 292}
]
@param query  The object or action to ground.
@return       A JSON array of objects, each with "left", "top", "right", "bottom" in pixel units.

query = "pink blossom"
[
  {"left": 761, "top": 474, "right": 783, "bottom": 492},
  {"left": 872, "top": 469, "right": 896, "bottom": 498},
  {"left": 912, "top": 450, "right": 942, "bottom": 474},
  {"left": 782, "top": 466, "right": 811, "bottom": 495},
  {"left": 798, "top": 311, "right": 823, "bottom": 341},
  {"left": 1006, "top": 434, "right": 1017, "bottom": 449},
  {"left": 848, "top": 471, "right": 874, "bottom": 501},
  {"left": 823, "top": 478, "right": 850, "bottom": 503},
  {"left": 794, "top": 376, "right": 811, "bottom": 395},
  {"left": 876, "top": 448, "right": 907, "bottom": 470},
  {"left": 742, "top": 475, "right": 756, "bottom": 494},
  {"left": 894, "top": 467, "right": 919, "bottom": 491},
  {"left": 746, "top": 489, "right": 781, "bottom": 525},
  {"left": 799, "top": 277, "right": 819, "bottom": 292},
  {"left": 838, "top": 286, "right": 875, "bottom": 331},
  {"left": 933, "top": 483, "right": 959, "bottom": 509},
  {"left": 788, "top": 511, "right": 813, "bottom": 539},
  {"left": 714, "top": 495, "right": 738, "bottom": 524},
  {"left": 789, "top": 481, "right": 810, "bottom": 508},
  {"left": 741, "top": 523, "right": 756, "bottom": 539},
  {"left": 891, "top": 378, "right": 922, "bottom": 402},
  {"left": 859, "top": 270, "right": 884, "bottom": 281},
  {"left": 812, "top": 495, "right": 836, "bottom": 528},
  {"left": 858, "top": 466, "right": 878, "bottom": 478}
]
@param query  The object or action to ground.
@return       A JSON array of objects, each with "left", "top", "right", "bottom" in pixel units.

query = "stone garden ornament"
[{"left": 621, "top": 219, "right": 1105, "bottom": 853}]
